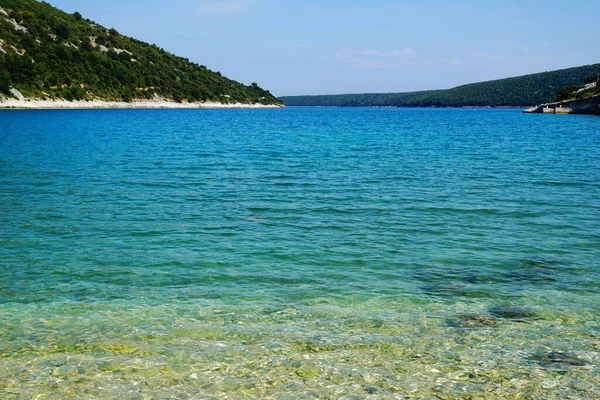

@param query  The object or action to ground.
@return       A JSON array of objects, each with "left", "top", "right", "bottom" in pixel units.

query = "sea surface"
[{"left": 0, "top": 108, "right": 599, "bottom": 399}]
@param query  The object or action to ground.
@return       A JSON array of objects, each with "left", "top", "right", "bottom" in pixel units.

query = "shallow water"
[{"left": 0, "top": 108, "right": 599, "bottom": 399}]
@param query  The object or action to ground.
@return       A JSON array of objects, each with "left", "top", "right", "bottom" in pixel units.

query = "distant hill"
[
  {"left": 280, "top": 64, "right": 600, "bottom": 107},
  {"left": 0, "top": 0, "right": 281, "bottom": 105}
]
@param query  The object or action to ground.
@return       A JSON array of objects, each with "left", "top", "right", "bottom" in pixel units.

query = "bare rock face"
[
  {"left": 9, "top": 88, "right": 26, "bottom": 101},
  {"left": 7, "top": 18, "right": 28, "bottom": 33}
]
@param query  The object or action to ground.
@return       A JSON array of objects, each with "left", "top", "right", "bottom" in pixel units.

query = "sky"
[{"left": 46, "top": 0, "right": 600, "bottom": 96}]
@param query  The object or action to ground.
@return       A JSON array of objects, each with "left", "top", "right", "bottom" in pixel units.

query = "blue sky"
[{"left": 47, "top": 0, "right": 600, "bottom": 96}]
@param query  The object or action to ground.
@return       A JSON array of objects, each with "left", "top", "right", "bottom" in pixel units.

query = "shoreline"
[
  {"left": 281, "top": 105, "right": 527, "bottom": 109},
  {"left": 0, "top": 98, "right": 285, "bottom": 110},
  {"left": 523, "top": 94, "right": 600, "bottom": 115}
]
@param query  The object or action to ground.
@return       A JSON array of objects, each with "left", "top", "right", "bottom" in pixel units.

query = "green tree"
[
  {"left": 0, "top": 71, "right": 11, "bottom": 94},
  {"left": 46, "top": 72, "right": 61, "bottom": 86},
  {"left": 80, "top": 39, "right": 93, "bottom": 52},
  {"left": 120, "top": 91, "right": 133, "bottom": 102},
  {"left": 54, "top": 21, "right": 71, "bottom": 39}
]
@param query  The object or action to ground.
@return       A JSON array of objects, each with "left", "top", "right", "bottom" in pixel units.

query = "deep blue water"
[{"left": 0, "top": 108, "right": 599, "bottom": 398}]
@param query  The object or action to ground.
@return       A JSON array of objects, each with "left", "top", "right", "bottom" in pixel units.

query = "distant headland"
[
  {"left": 0, "top": 0, "right": 283, "bottom": 108},
  {"left": 524, "top": 75, "right": 599, "bottom": 115},
  {"left": 523, "top": 95, "right": 600, "bottom": 116},
  {"left": 280, "top": 63, "right": 600, "bottom": 108}
]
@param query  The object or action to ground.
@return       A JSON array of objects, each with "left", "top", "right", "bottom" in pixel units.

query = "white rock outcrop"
[
  {"left": 576, "top": 82, "right": 597, "bottom": 93},
  {"left": 113, "top": 48, "right": 132, "bottom": 55},
  {"left": 7, "top": 18, "right": 28, "bottom": 33},
  {"left": 0, "top": 97, "right": 285, "bottom": 109},
  {"left": 9, "top": 89, "right": 26, "bottom": 101}
]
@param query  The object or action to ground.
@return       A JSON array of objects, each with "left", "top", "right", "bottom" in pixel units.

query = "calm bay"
[{"left": 1, "top": 108, "right": 599, "bottom": 398}]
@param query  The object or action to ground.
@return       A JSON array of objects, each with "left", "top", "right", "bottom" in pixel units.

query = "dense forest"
[
  {"left": 280, "top": 64, "right": 600, "bottom": 107},
  {"left": 0, "top": 0, "right": 281, "bottom": 104}
]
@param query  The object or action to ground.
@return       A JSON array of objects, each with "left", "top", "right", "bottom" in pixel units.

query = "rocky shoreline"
[
  {"left": 523, "top": 94, "right": 600, "bottom": 115},
  {"left": 0, "top": 97, "right": 285, "bottom": 110}
]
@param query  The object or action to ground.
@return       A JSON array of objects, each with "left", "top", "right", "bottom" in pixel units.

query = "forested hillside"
[
  {"left": 554, "top": 73, "right": 600, "bottom": 102},
  {"left": 0, "top": 0, "right": 281, "bottom": 104},
  {"left": 280, "top": 64, "right": 600, "bottom": 107}
]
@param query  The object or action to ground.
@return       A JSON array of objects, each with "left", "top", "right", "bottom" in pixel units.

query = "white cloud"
[{"left": 196, "top": 0, "right": 251, "bottom": 15}]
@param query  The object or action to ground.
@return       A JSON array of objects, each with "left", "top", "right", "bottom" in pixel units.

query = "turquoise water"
[{"left": 0, "top": 108, "right": 599, "bottom": 399}]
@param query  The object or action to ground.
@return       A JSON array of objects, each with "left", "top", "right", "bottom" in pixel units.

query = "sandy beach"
[{"left": 0, "top": 97, "right": 284, "bottom": 110}]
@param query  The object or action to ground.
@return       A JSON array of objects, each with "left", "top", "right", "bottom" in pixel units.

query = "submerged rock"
[
  {"left": 295, "top": 364, "right": 321, "bottom": 379},
  {"left": 507, "top": 259, "right": 558, "bottom": 283},
  {"left": 51, "top": 365, "right": 83, "bottom": 377},
  {"left": 421, "top": 282, "right": 490, "bottom": 298},
  {"left": 365, "top": 386, "right": 378, "bottom": 394},
  {"left": 533, "top": 351, "right": 588, "bottom": 366},
  {"left": 461, "top": 273, "right": 504, "bottom": 284},
  {"left": 489, "top": 306, "right": 539, "bottom": 320},
  {"left": 342, "top": 317, "right": 384, "bottom": 329},
  {"left": 547, "top": 351, "right": 587, "bottom": 366},
  {"left": 447, "top": 314, "right": 499, "bottom": 328}
]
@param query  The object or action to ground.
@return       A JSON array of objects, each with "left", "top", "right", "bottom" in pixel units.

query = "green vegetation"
[
  {"left": 554, "top": 74, "right": 600, "bottom": 102},
  {"left": 280, "top": 64, "right": 600, "bottom": 107},
  {"left": 0, "top": 0, "right": 281, "bottom": 104}
]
